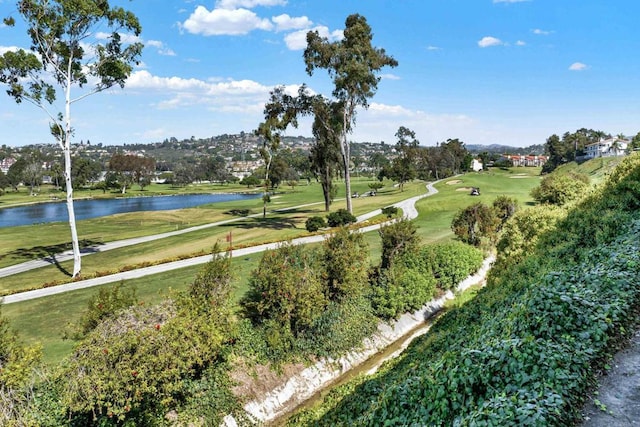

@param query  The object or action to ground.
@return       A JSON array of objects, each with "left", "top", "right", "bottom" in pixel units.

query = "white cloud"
[
  {"left": 146, "top": 40, "right": 176, "bottom": 56},
  {"left": 272, "top": 14, "right": 312, "bottom": 32},
  {"left": 478, "top": 36, "right": 503, "bottom": 48},
  {"left": 94, "top": 32, "right": 142, "bottom": 44},
  {"left": 532, "top": 28, "right": 553, "bottom": 35},
  {"left": 381, "top": 73, "right": 400, "bottom": 81},
  {"left": 0, "top": 45, "right": 20, "bottom": 55},
  {"left": 216, "top": 0, "right": 286, "bottom": 9},
  {"left": 427, "top": 45, "right": 441, "bottom": 51},
  {"left": 183, "top": 6, "right": 273, "bottom": 36},
  {"left": 354, "top": 102, "right": 476, "bottom": 145},
  {"left": 125, "top": 70, "right": 272, "bottom": 114},
  {"left": 516, "top": 40, "right": 526, "bottom": 46},
  {"left": 284, "top": 25, "right": 343, "bottom": 50},
  {"left": 127, "top": 70, "right": 270, "bottom": 96},
  {"left": 569, "top": 62, "right": 588, "bottom": 71}
]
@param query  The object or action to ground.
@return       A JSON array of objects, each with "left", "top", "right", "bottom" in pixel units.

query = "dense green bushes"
[
  {"left": 372, "top": 222, "right": 484, "bottom": 319},
  {"left": 530, "top": 171, "right": 590, "bottom": 206},
  {"left": 290, "top": 153, "right": 640, "bottom": 426},
  {"left": 326, "top": 208, "right": 357, "bottom": 227},
  {"left": 451, "top": 196, "right": 518, "bottom": 247}
]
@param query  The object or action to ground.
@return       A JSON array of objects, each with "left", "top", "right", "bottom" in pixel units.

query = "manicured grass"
[
  {"left": 413, "top": 168, "right": 542, "bottom": 243},
  {"left": 2, "top": 169, "right": 540, "bottom": 364}
]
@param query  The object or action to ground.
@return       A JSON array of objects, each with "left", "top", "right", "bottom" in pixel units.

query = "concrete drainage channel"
[{"left": 223, "top": 255, "right": 496, "bottom": 427}]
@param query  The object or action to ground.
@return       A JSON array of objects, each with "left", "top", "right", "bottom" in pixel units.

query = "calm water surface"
[{"left": 0, "top": 193, "right": 259, "bottom": 228}]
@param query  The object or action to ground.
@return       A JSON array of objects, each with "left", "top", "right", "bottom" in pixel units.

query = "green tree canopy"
[{"left": 304, "top": 13, "right": 397, "bottom": 213}]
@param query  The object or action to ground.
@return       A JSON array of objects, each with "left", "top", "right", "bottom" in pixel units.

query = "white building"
[
  {"left": 470, "top": 158, "right": 483, "bottom": 172},
  {"left": 585, "top": 138, "right": 628, "bottom": 159}
]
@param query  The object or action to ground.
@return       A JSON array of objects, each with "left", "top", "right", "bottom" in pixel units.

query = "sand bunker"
[
  {"left": 446, "top": 180, "right": 462, "bottom": 185},
  {"left": 456, "top": 187, "right": 474, "bottom": 192}
]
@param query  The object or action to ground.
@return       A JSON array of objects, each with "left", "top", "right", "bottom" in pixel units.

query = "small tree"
[
  {"left": 381, "top": 126, "right": 419, "bottom": 191},
  {"left": 451, "top": 202, "right": 499, "bottom": 247},
  {"left": 492, "top": 195, "right": 519, "bottom": 231},
  {"left": 0, "top": 170, "right": 8, "bottom": 194},
  {"left": 240, "top": 174, "right": 261, "bottom": 188},
  {"left": 0, "top": 1, "right": 143, "bottom": 277},
  {"left": 322, "top": 227, "right": 370, "bottom": 300},
  {"left": 379, "top": 218, "right": 420, "bottom": 269}
]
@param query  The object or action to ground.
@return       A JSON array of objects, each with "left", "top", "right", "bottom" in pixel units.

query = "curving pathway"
[{"left": 3, "top": 183, "right": 438, "bottom": 304}]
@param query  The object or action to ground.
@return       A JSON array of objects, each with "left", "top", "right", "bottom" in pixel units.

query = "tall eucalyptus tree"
[
  {"left": 304, "top": 14, "right": 397, "bottom": 213},
  {"left": 0, "top": 0, "right": 143, "bottom": 277}
]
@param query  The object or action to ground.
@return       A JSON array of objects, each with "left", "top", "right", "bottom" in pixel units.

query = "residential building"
[
  {"left": 500, "top": 154, "right": 548, "bottom": 167},
  {"left": 585, "top": 138, "right": 628, "bottom": 159},
  {"left": 0, "top": 157, "right": 16, "bottom": 174}
]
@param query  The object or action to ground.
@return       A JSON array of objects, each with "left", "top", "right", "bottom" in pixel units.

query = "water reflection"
[{"left": 0, "top": 193, "right": 259, "bottom": 228}]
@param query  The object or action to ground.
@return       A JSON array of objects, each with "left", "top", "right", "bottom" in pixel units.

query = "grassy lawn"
[
  {"left": 2, "top": 168, "right": 541, "bottom": 364},
  {"left": 413, "top": 167, "right": 542, "bottom": 243}
]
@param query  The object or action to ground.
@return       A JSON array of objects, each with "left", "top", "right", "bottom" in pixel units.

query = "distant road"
[{"left": 2, "top": 183, "right": 437, "bottom": 304}]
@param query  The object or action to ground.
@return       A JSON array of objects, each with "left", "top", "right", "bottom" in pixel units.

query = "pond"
[{"left": 0, "top": 192, "right": 260, "bottom": 228}]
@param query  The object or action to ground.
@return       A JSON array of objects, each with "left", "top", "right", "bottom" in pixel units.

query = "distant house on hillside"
[
  {"left": 0, "top": 157, "right": 16, "bottom": 174},
  {"left": 500, "top": 154, "right": 548, "bottom": 167},
  {"left": 229, "top": 160, "right": 263, "bottom": 179},
  {"left": 470, "top": 158, "right": 483, "bottom": 172},
  {"left": 585, "top": 138, "right": 628, "bottom": 159}
]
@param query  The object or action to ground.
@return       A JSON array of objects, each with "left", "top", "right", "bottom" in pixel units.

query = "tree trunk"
[
  {"left": 341, "top": 113, "right": 352, "bottom": 214},
  {"left": 63, "top": 144, "right": 81, "bottom": 278},
  {"left": 322, "top": 164, "right": 331, "bottom": 211},
  {"left": 64, "top": 62, "right": 81, "bottom": 278}
]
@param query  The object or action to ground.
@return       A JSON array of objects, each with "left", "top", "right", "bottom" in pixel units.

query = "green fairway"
[
  {"left": 413, "top": 168, "right": 542, "bottom": 243},
  {"left": 2, "top": 168, "right": 541, "bottom": 364}
]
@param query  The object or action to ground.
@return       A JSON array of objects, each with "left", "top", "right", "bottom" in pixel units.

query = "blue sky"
[{"left": 1, "top": 0, "right": 640, "bottom": 148}]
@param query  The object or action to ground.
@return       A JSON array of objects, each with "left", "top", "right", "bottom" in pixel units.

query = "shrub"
[
  {"left": 451, "top": 202, "right": 499, "bottom": 247},
  {"left": 241, "top": 243, "right": 327, "bottom": 338},
  {"left": 530, "top": 172, "right": 590, "bottom": 206},
  {"left": 381, "top": 206, "right": 398, "bottom": 218},
  {"left": 371, "top": 264, "right": 437, "bottom": 319},
  {"left": 305, "top": 216, "right": 326, "bottom": 232},
  {"left": 379, "top": 218, "right": 421, "bottom": 269},
  {"left": 420, "top": 242, "right": 484, "bottom": 291},
  {"left": 65, "top": 282, "right": 138, "bottom": 340},
  {"left": 322, "top": 227, "right": 370, "bottom": 301},
  {"left": 326, "top": 209, "right": 357, "bottom": 227},
  {"left": 299, "top": 296, "right": 378, "bottom": 359}
]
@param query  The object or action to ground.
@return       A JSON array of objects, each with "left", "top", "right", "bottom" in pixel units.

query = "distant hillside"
[{"left": 466, "top": 143, "right": 546, "bottom": 155}]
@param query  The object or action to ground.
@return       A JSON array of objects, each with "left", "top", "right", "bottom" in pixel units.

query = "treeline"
[
  {"left": 289, "top": 153, "right": 640, "bottom": 425},
  {"left": 0, "top": 220, "right": 486, "bottom": 425}
]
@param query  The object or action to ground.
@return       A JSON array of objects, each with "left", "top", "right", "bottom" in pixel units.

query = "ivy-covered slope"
[{"left": 291, "top": 153, "right": 640, "bottom": 426}]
